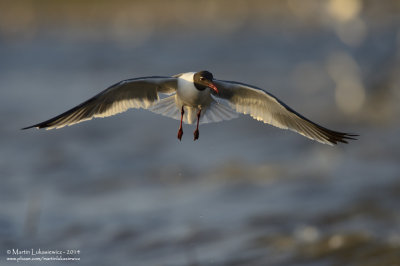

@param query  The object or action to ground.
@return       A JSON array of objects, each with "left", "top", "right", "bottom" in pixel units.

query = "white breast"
[{"left": 176, "top": 72, "right": 211, "bottom": 107}]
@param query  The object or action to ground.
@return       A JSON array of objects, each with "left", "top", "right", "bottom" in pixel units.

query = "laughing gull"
[{"left": 23, "top": 70, "right": 357, "bottom": 145}]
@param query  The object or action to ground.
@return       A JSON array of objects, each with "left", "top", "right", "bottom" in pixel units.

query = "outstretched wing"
[
  {"left": 23, "top": 76, "right": 177, "bottom": 130},
  {"left": 212, "top": 79, "right": 357, "bottom": 145}
]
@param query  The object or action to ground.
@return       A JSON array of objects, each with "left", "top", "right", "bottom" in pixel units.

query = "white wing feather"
[
  {"left": 24, "top": 76, "right": 177, "bottom": 130},
  {"left": 212, "top": 79, "right": 356, "bottom": 145}
]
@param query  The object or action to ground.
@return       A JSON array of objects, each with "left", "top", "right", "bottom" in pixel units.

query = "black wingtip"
[
  {"left": 21, "top": 125, "right": 34, "bottom": 130},
  {"left": 312, "top": 122, "right": 359, "bottom": 145},
  {"left": 329, "top": 132, "right": 358, "bottom": 145},
  {"left": 21, "top": 123, "right": 43, "bottom": 130}
]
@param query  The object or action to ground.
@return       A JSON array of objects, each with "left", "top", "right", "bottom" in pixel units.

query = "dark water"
[{"left": 1, "top": 1, "right": 400, "bottom": 265}]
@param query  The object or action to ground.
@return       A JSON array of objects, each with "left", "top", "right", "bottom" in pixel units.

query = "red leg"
[
  {"left": 177, "top": 106, "right": 184, "bottom": 141},
  {"left": 194, "top": 109, "right": 201, "bottom": 141}
]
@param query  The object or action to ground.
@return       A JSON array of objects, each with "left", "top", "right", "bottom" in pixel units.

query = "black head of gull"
[
  {"left": 22, "top": 70, "right": 357, "bottom": 145},
  {"left": 193, "top": 70, "right": 218, "bottom": 93}
]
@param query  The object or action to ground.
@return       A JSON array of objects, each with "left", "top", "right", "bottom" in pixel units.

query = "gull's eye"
[{"left": 200, "top": 77, "right": 205, "bottom": 81}]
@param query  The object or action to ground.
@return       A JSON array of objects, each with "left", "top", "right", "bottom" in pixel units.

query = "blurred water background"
[{"left": 1, "top": 0, "right": 400, "bottom": 265}]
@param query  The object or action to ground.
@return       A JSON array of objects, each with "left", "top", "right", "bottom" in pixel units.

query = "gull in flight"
[{"left": 23, "top": 70, "right": 357, "bottom": 145}]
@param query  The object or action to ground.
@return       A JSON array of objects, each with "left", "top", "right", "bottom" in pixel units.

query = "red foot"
[
  {"left": 193, "top": 129, "right": 199, "bottom": 141},
  {"left": 177, "top": 128, "right": 183, "bottom": 141}
]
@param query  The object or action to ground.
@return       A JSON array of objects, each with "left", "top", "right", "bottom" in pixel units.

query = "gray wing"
[
  {"left": 212, "top": 79, "right": 357, "bottom": 145},
  {"left": 23, "top": 76, "right": 177, "bottom": 130}
]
